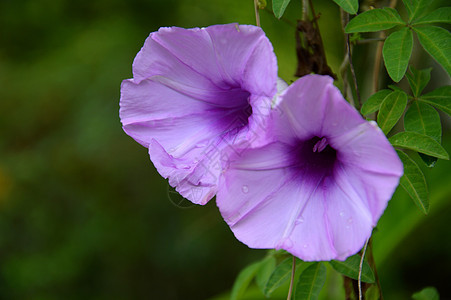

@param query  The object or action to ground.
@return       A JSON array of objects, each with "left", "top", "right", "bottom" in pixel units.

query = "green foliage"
[
  {"left": 404, "top": 102, "right": 441, "bottom": 167},
  {"left": 255, "top": 256, "right": 277, "bottom": 293},
  {"left": 361, "top": 89, "right": 391, "bottom": 115},
  {"left": 396, "top": 150, "right": 429, "bottom": 214},
  {"left": 345, "top": 8, "right": 404, "bottom": 33},
  {"left": 329, "top": 254, "right": 375, "bottom": 283},
  {"left": 264, "top": 257, "right": 300, "bottom": 296},
  {"left": 402, "top": 0, "right": 430, "bottom": 21},
  {"left": 332, "top": 0, "right": 359, "bottom": 14},
  {"left": 412, "top": 287, "right": 440, "bottom": 300},
  {"left": 390, "top": 132, "right": 449, "bottom": 160},
  {"left": 272, "top": 0, "right": 291, "bottom": 19},
  {"left": 231, "top": 262, "right": 262, "bottom": 300},
  {"left": 293, "top": 263, "right": 327, "bottom": 300},
  {"left": 419, "top": 86, "right": 451, "bottom": 116},
  {"left": 406, "top": 66, "right": 431, "bottom": 97},
  {"left": 383, "top": 27, "right": 413, "bottom": 82},
  {"left": 412, "top": 7, "right": 451, "bottom": 25},
  {"left": 377, "top": 91, "right": 408, "bottom": 134},
  {"left": 414, "top": 26, "right": 451, "bottom": 78}
]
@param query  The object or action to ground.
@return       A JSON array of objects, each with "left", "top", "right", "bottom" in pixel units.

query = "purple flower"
[
  {"left": 120, "top": 24, "right": 278, "bottom": 204},
  {"left": 217, "top": 75, "right": 403, "bottom": 261}
]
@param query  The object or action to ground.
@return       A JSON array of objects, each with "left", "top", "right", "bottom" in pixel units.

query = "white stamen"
[{"left": 312, "top": 137, "right": 328, "bottom": 153}]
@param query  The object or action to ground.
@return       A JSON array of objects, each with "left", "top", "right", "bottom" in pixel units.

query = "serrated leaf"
[
  {"left": 231, "top": 261, "right": 261, "bottom": 300},
  {"left": 345, "top": 8, "right": 404, "bottom": 33},
  {"left": 383, "top": 27, "right": 414, "bottom": 82},
  {"left": 264, "top": 257, "right": 300, "bottom": 296},
  {"left": 333, "top": 0, "right": 359, "bottom": 14},
  {"left": 402, "top": 0, "right": 429, "bottom": 21},
  {"left": 273, "top": 0, "right": 291, "bottom": 18},
  {"left": 406, "top": 66, "right": 432, "bottom": 97},
  {"left": 255, "top": 256, "right": 277, "bottom": 294},
  {"left": 414, "top": 26, "right": 451, "bottom": 78},
  {"left": 361, "top": 89, "right": 392, "bottom": 115},
  {"left": 413, "top": 7, "right": 451, "bottom": 25},
  {"left": 294, "top": 263, "right": 327, "bottom": 300},
  {"left": 412, "top": 286, "right": 440, "bottom": 300},
  {"left": 377, "top": 91, "right": 408, "bottom": 134},
  {"left": 396, "top": 150, "right": 429, "bottom": 214},
  {"left": 419, "top": 86, "right": 451, "bottom": 116},
  {"left": 329, "top": 254, "right": 375, "bottom": 283},
  {"left": 390, "top": 132, "right": 449, "bottom": 160}
]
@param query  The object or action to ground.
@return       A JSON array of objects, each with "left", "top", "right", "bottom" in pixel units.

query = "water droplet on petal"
[
  {"left": 303, "top": 244, "right": 309, "bottom": 249},
  {"left": 241, "top": 185, "right": 249, "bottom": 193},
  {"left": 339, "top": 212, "right": 345, "bottom": 217},
  {"left": 332, "top": 122, "right": 338, "bottom": 126},
  {"left": 347, "top": 217, "right": 353, "bottom": 223},
  {"left": 345, "top": 225, "right": 351, "bottom": 229},
  {"left": 295, "top": 216, "right": 305, "bottom": 225}
]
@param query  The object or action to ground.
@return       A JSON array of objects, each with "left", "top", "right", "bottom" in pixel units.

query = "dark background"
[{"left": 0, "top": 0, "right": 450, "bottom": 299}]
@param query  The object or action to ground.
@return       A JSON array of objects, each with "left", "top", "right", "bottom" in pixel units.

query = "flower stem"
[
  {"left": 287, "top": 255, "right": 296, "bottom": 300},
  {"left": 358, "top": 237, "right": 370, "bottom": 300},
  {"left": 254, "top": 0, "right": 261, "bottom": 27}
]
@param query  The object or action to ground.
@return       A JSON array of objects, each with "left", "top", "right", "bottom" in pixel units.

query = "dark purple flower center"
[
  {"left": 293, "top": 136, "right": 337, "bottom": 180},
  {"left": 217, "top": 87, "right": 252, "bottom": 133}
]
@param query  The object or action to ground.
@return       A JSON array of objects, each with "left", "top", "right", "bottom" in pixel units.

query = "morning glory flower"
[
  {"left": 120, "top": 24, "right": 277, "bottom": 204},
  {"left": 217, "top": 75, "right": 403, "bottom": 261}
]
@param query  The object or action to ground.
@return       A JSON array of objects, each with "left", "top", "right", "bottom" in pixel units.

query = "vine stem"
[
  {"left": 253, "top": 0, "right": 261, "bottom": 27},
  {"left": 287, "top": 256, "right": 296, "bottom": 300},
  {"left": 358, "top": 237, "right": 370, "bottom": 300},
  {"left": 372, "top": 0, "right": 398, "bottom": 93}
]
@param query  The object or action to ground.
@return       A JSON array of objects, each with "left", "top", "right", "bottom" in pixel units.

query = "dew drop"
[
  {"left": 241, "top": 185, "right": 249, "bottom": 193},
  {"left": 345, "top": 225, "right": 351, "bottom": 229},
  {"left": 332, "top": 122, "right": 338, "bottom": 126},
  {"left": 347, "top": 217, "right": 353, "bottom": 223},
  {"left": 295, "top": 216, "right": 305, "bottom": 225},
  {"left": 303, "top": 244, "right": 309, "bottom": 249},
  {"left": 339, "top": 211, "right": 345, "bottom": 217}
]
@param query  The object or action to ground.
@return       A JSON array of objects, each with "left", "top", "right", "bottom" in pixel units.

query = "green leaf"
[
  {"left": 264, "top": 257, "right": 300, "bottom": 296},
  {"left": 414, "top": 26, "right": 451, "bottom": 78},
  {"left": 329, "top": 254, "right": 375, "bottom": 283},
  {"left": 383, "top": 27, "right": 414, "bottom": 82},
  {"left": 273, "top": 0, "right": 291, "bottom": 19},
  {"left": 402, "top": 0, "right": 429, "bottom": 21},
  {"left": 294, "top": 263, "right": 327, "bottom": 300},
  {"left": 361, "top": 89, "right": 392, "bottom": 115},
  {"left": 388, "top": 84, "right": 405, "bottom": 92},
  {"left": 231, "top": 261, "right": 261, "bottom": 300},
  {"left": 345, "top": 8, "right": 404, "bottom": 33},
  {"left": 396, "top": 150, "right": 429, "bottom": 215},
  {"left": 377, "top": 91, "right": 408, "bottom": 134},
  {"left": 406, "top": 66, "right": 432, "bottom": 97},
  {"left": 332, "top": 0, "right": 359, "bottom": 14},
  {"left": 419, "top": 86, "right": 451, "bottom": 116},
  {"left": 412, "top": 286, "right": 440, "bottom": 300},
  {"left": 404, "top": 101, "right": 442, "bottom": 167},
  {"left": 365, "top": 285, "right": 381, "bottom": 300},
  {"left": 404, "top": 102, "right": 441, "bottom": 141},
  {"left": 389, "top": 132, "right": 449, "bottom": 160},
  {"left": 255, "top": 256, "right": 277, "bottom": 294},
  {"left": 412, "top": 7, "right": 451, "bottom": 25}
]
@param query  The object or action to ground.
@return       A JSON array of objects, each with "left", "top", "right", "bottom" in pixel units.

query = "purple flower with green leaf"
[
  {"left": 217, "top": 75, "right": 403, "bottom": 261},
  {"left": 120, "top": 24, "right": 277, "bottom": 204}
]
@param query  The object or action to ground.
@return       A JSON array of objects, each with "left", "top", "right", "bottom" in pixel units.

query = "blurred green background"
[{"left": 0, "top": 0, "right": 450, "bottom": 299}]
